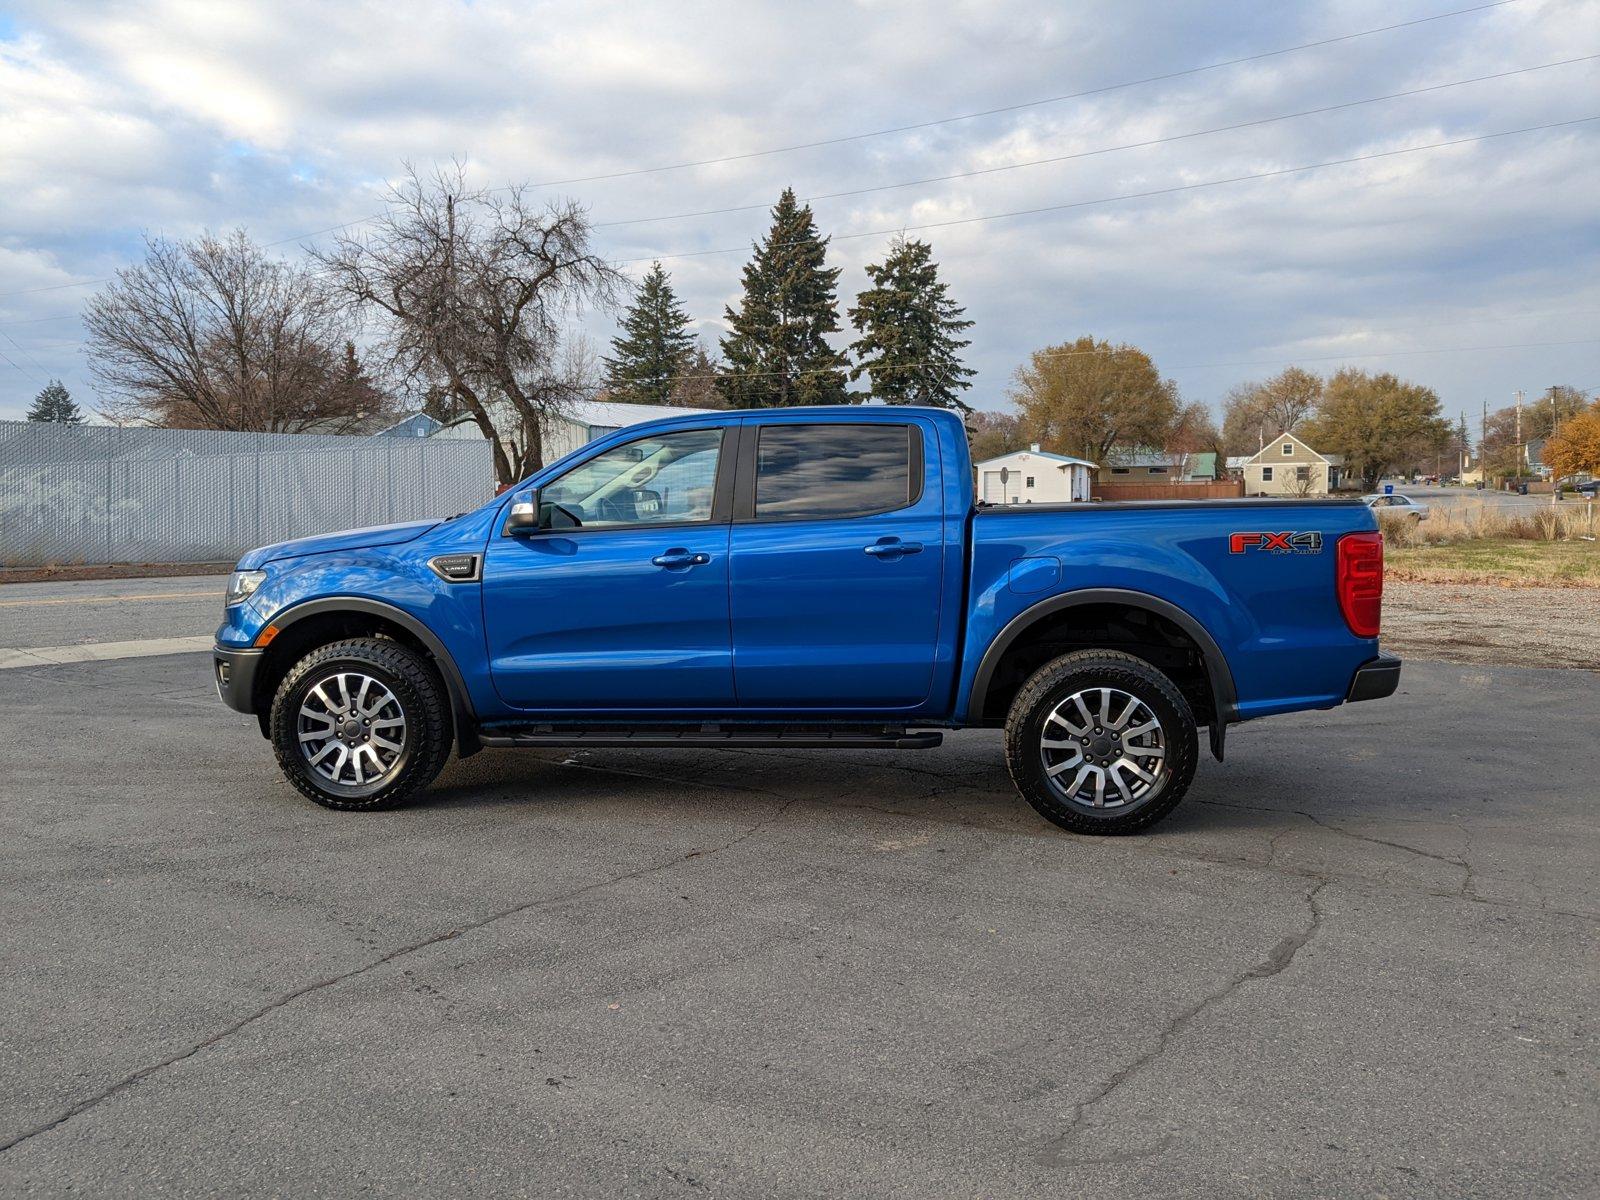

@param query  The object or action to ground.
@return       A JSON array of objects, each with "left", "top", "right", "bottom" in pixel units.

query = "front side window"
[
  {"left": 1282, "top": 443, "right": 1294, "bottom": 456},
  {"left": 754, "top": 424, "right": 914, "bottom": 520},
  {"left": 1262, "top": 466, "right": 1274, "bottom": 481},
  {"left": 539, "top": 427, "right": 722, "bottom": 528},
  {"left": 1025, "top": 476, "right": 1035, "bottom": 488}
]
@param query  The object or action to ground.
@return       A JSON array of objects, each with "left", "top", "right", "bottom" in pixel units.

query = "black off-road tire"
[
  {"left": 269, "top": 637, "right": 451, "bottom": 812},
  {"left": 1004, "top": 650, "right": 1199, "bottom": 836}
]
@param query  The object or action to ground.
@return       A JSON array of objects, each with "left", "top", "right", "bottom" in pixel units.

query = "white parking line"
[
  {"left": 0, "top": 591, "right": 220, "bottom": 608},
  {"left": 0, "top": 636, "right": 215, "bottom": 670}
]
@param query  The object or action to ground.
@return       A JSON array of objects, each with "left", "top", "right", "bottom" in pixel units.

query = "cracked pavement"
[{"left": 1, "top": 652, "right": 1596, "bottom": 1197}]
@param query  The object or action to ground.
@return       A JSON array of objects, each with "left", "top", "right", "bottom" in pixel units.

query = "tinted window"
[
  {"left": 541, "top": 427, "right": 722, "bottom": 528},
  {"left": 754, "top": 424, "right": 913, "bottom": 520}
]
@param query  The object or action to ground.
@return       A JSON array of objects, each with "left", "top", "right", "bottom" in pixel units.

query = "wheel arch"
[
  {"left": 254, "top": 597, "right": 481, "bottom": 758},
  {"left": 968, "top": 588, "right": 1238, "bottom": 758}
]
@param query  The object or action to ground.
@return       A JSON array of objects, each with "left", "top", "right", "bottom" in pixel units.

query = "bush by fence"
[{"left": 0, "top": 421, "right": 495, "bottom": 567}]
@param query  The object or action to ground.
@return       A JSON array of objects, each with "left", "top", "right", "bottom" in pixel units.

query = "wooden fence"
[{"left": 1091, "top": 480, "right": 1245, "bottom": 502}]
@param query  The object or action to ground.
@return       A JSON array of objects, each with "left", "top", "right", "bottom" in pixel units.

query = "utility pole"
[
  {"left": 1481, "top": 400, "right": 1488, "bottom": 489},
  {"left": 1515, "top": 389, "right": 1524, "bottom": 476}
]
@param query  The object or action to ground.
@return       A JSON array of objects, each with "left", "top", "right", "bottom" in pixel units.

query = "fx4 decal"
[{"left": 1229, "top": 531, "right": 1324, "bottom": 554}]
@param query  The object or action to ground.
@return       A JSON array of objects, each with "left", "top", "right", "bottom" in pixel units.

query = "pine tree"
[
  {"left": 331, "top": 341, "right": 386, "bottom": 421},
  {"left": 719, "top": 189, "right": 849, "bottom": 408},
  {"left": 602, "top": 262, "right": 696, "bottom": 406},
  {"left": 25, "top": 380, "right": 84, "bottom": 425},
  {"left": 848, "top": 236, "right": 974, "bottom": 410}
]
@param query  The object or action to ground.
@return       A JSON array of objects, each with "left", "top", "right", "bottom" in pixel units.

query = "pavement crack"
[
  {"left": 1035, "top": 880, "right": 1327, "bottom": 1168},
  {"left": 1199, "top": 798, "right": 1473, "bottom": 878},
  {"left": 0, "top": 796, "right": 798, "bottom": 1158}
]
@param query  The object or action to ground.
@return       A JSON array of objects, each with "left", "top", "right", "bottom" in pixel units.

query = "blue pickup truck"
[{"left": 214, "top": 405, "right": 1398, "bottom": 834}]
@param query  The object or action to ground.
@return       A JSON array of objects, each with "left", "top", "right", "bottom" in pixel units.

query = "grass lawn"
[{"left": 1386, "top": 538, "right": 1600, "bottom": 587}]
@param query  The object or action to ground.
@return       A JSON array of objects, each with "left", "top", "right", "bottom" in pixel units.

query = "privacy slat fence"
[
  {"left": 1091, "top": 480, "right": 1245, "bottom": 502},
  {"left": 0, "top": 421, "right": 495, "bottom": 567}
]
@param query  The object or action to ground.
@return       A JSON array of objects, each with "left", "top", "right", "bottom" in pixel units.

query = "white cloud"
[{"left": 0, "top": 0, "right": 1597, "bottom": 418}]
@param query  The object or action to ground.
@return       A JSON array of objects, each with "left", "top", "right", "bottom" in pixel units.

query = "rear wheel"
[
  {"left": 1004, "top": 650, "right": 1198, "bottom": 835},
  {"left": 269, "top": 637, "right": 451, "bottom": 811}
]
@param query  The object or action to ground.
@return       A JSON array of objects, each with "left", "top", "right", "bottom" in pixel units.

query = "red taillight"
[{"left": 1337, "top": 531, "right": 1383, "bottom": 638}]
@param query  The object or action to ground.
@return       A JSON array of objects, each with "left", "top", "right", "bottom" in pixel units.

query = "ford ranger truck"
[{"left": 213, "top": 406, "right": 1399, "bottom": 835}]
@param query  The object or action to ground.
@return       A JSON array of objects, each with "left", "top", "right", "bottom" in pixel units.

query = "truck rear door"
[{"left": 727, "top": 418, "right": 945, "bottom": 709}]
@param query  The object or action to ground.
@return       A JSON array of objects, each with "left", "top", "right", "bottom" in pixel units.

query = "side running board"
[{"left": 478, "top": 726, "right": 943, "bottom": 751}]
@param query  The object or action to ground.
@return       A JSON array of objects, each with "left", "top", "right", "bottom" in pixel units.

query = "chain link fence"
[{"left": 0, "top": 421, "right": 495, "bottom": 567}]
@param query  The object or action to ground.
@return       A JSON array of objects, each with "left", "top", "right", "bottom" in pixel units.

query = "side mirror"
[{"left": 506, "top": 494, "right": 540, "bottom": 534}]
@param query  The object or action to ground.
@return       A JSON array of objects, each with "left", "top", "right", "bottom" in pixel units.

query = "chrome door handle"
[
  {"left": 864, "top": 540, "right": 923, "bottom": 557},
  {"left": 652, "top": 550, "right": 711, "bottom": 569}
]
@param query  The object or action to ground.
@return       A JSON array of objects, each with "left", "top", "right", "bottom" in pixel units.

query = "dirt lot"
[{"left": 1384, "top": 580, "right": 1600, "bottom": 671}]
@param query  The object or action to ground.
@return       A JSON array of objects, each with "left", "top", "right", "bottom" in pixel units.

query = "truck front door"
[
  {"left": 728, "top": 419, "right": 945, "bottom": 710},
  {"left": 482, "top": 425, "right": 736, "bottom": 711}
]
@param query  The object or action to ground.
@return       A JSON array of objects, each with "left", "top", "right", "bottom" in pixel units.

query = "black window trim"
[
  {"left": 732, "top": 420, "right": 925, "bottom": 524},
  {"left": 499, "top": 423, "right": 736, "bottom": 538}
]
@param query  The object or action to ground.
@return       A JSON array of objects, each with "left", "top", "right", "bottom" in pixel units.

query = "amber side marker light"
[{"left": 254, "top": 624, "right": 281, "bottom": 648}]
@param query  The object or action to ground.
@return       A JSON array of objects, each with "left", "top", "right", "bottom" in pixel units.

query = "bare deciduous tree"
[
  {"left": 84, "top": 230, "right": 387, "bottom": 433},
  {"left": 314, "top": 165, "right": 624, "bottom": 484},
  {"left": 1221, "top": 366, "right": 1323, "bottom": 455}
]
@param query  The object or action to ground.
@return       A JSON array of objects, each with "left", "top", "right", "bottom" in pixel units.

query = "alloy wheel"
[
  {"left": 1039, "top": 686, "right": 1168, "bottom": 810},
  {"left": 296, "top": 671, "right": 408, "bottom": 789}
]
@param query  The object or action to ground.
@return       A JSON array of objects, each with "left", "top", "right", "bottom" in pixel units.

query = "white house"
[
  {"left": 1240, "top": 431, "right": 1342, "bottom": 496},
  {"left": 975, "top": 444, "right": 1096, "bottom": 504}
]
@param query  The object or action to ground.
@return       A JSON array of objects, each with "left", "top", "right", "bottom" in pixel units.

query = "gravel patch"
[{"left": 1384, "top": 580, "right": 1600, "bottom": 670}]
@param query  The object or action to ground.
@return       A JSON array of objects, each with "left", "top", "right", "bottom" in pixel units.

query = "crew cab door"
[
  {"left": 728, "top": 419, "right": 945, "bottom": 709},
  {"left": 482, "top": 425, "right": 735, "bottom": 711}
]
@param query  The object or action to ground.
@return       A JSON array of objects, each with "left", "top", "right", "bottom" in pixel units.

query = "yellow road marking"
[{"left": 0, "top": 590, "right": 221, "bottom": 608}]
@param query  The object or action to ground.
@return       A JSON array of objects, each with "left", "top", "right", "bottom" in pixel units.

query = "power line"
[
  {"left": 249, "top": 2, "right": 1531, "bottom": 249},
  {"left": 0, "top": 346, "right": 47, "bottom": 384},
  {"left": 533, "top": 0, "right": 1525, "bottom": 187},
  {"left": 595, "top": 55, "right": 1598, "bottom": 230},
  {"left": 623, "top": 115, "right": 1600, "bottom": 263},
  {"left": 587, "top": 336, "right": 1600, "bottom": 387}
]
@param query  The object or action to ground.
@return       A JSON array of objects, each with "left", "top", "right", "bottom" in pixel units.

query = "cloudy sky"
[{"left": 1, "top": 0, "right": 1596, "bottom": 424}]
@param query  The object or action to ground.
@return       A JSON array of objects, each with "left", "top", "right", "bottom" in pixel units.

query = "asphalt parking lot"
[{"left": 0, "top": 587, "right": 1595, "bottom": 1196}]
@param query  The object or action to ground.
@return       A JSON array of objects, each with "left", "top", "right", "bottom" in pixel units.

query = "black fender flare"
[
  {"left": 968, "top": 587, "right": 1238, "bottom": 758},
  {"left": 263, "top": 596, "right": 481, "bottom": 758}
]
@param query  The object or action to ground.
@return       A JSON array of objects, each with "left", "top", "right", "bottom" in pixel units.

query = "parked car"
[
  {"left": 213, "top": 406, "right": 1399, "bottom": 836},
  {"left": 1572, "top": 479, "right": 1600, "bottom": 497},
  {"left": 1362, "top": 493, "right": 1429, "bottom": 521}
]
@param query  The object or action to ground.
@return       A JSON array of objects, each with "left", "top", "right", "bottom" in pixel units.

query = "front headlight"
[{"left": 225, "top": 569, "right": 268, "bottom": 607}]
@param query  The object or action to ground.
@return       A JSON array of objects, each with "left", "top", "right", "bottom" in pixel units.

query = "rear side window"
[{"left": 754, "top": 424, "right": 915, "bottom": 520}]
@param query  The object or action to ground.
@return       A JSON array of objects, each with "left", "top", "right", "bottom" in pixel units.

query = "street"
[
  {"left": 1392, "top": 485, "right": 1586, "bottom": 513},
  {"left": 0, "top": 582, "right": 1595, "bottom": 1196}
]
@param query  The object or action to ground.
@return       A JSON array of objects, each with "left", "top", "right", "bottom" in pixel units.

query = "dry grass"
[
  {"left": 1377, "top": 500, "right": 1600, "bottom": 548},
  {"left": 1387, "top": 539, "right": 1600, "bottom": 588},
  {"left": 1378, "top": 499, "right": 1600, "bottom": 587}
]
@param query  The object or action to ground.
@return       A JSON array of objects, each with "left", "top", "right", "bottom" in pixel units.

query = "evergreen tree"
[
  {"left": 602, "top": 262, "right": 696, "bottom": 405},
  {"left": 719, "top": 189, "right": 849, "bottom": 408},
  {"left": 25, "top": 379, "right": 84, "bottom": 425},
  {"left": 331, "top": 342, "right": 387, "bottom": 422},
  {"left": 848, "top": 236, "right": 974, "bottom": 410}
]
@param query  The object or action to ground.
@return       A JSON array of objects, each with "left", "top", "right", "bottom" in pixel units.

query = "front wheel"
[
  {"left": 1004, "top": 650, "right": 1199, "bottom": 835},
  {"left": 269, "top": 637, "right": 452, "bottom": 811}
]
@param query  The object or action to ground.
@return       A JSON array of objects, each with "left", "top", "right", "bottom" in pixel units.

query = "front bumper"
[
  {"left": 1346, "top": 652, "right": 1402, "bottom": 703},
  {"left": 213, "top": 645, "right": 264, "bottom": 713}
]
